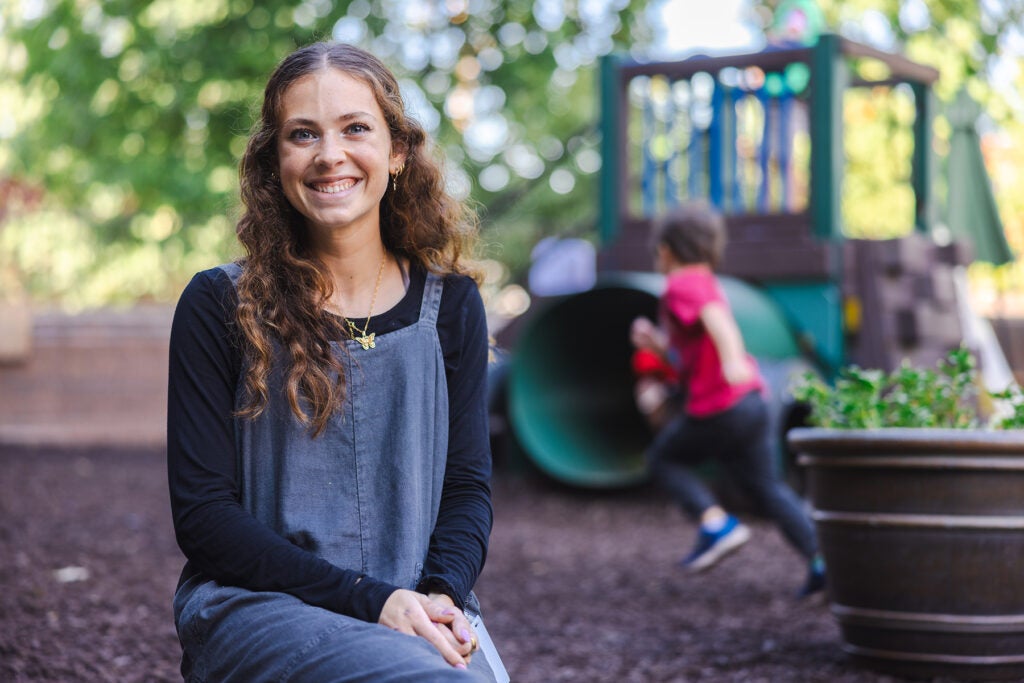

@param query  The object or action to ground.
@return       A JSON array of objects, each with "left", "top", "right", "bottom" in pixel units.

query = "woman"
[{"left": 167, "top": 42, "right": 505, "bottom": 681}]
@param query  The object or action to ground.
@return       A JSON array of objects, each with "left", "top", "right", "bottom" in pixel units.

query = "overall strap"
[
  {"left": 218, "top": 261, "right": 243, "bottom": 287},
  {"left": 419, "top": 272, "right": 444, "bottom": 328}
]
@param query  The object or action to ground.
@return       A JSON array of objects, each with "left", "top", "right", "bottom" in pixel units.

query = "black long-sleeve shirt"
[{"left": 167, "top": 263, "right": 493, "bottom": 623}]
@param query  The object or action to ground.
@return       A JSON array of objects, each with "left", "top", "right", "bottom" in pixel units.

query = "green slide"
[{"left": 505, "top": 272, "right": 803, "bottom": 488}]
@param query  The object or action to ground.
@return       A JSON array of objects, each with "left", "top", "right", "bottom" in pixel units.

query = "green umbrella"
[{"left": 945, "top": 88, "right": 1015, "bottom": 265}]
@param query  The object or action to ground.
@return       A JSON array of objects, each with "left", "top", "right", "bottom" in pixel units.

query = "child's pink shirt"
[{"left": 661, "top": 264, "right": 765, "bottom": 417}]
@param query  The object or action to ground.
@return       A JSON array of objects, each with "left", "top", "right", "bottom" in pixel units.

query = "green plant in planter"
[
  {"left": 792, "top": 346, "right": 1024, "bottom": 429},
  {"left": 991, "top": 383, "right": 1024, "bottom": 429}
]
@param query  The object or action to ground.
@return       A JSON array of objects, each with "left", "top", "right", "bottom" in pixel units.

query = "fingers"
[
  {"left": 417, "top": 617, "right": 469, "bottom": 669},
  {"left": 445, "top": 609, "right": 478, "bottom": 658},
  {"left": 425, "top": 593, "right": 478, "bottom": 656},
  {"left": 378, "top": 590, "right": 470, "bottom": 668},
  {"left": 433, "top": 620, "right": 473, "bottom": 666}
]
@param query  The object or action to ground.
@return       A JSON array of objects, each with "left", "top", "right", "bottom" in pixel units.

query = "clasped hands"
[{"left": 379, "top": 589, "right": 478, "bottom": 669}]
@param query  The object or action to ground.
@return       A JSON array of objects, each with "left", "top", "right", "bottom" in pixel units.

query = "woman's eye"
[
  {"left": 346, "top": 123, "right": 370, "bottom": 135},
  {"left": 288, "top": 128, "right": 316, "bottom": 141}
]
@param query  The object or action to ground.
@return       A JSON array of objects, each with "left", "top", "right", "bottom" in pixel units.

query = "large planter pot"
[{"left": 788, "top": 427, "right": 1024, "bottom": 681}]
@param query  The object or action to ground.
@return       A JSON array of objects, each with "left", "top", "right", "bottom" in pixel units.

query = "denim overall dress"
[{"left": 172, "top": 265, "right": 498, "bottom": 682}]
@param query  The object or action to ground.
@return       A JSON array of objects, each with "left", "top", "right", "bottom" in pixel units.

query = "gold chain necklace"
[{"left": 344, "top": 254, "right": 387, "bottom": 350}]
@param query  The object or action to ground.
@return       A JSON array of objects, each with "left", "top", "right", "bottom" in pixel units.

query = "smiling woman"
[{"left": 165, "top": 42, "right": 507, "bottom": 682}]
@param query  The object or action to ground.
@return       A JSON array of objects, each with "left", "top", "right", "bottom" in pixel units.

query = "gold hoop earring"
[{"left": 392, "top": 164, "right": 404, "bottom": 192}]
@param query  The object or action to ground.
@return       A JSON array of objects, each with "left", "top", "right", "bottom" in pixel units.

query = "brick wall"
[{"left": 0, "top": 306, "right": 173, "bottom": 448}]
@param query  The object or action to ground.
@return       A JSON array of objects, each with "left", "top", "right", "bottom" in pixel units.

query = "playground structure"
[{"left": 500, "top": 34, "right": 1007, "bottom": 489}]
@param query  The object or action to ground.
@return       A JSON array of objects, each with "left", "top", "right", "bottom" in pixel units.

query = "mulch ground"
[{"left": 0, "top": 446, "right": 969, "bottom": 682}]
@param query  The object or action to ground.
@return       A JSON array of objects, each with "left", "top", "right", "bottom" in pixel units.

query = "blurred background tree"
[
  {"left": 0, "top": 0, "right": 653, "bottom": 307},
  {"left": 2, "top": 0, "right": 1022, "bottom": 308}
]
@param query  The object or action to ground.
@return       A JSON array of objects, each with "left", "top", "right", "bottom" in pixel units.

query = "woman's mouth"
[{"left": 308, "top": 178, "right": 358, "bottom": 194}]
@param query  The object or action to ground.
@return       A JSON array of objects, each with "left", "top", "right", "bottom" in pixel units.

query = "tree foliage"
[
  {"left": 1, "top": 0, "right": 651, "bottom": 304},
  {"left": 750, "top": 0, "right": 1024, "bottom": 118},
  {"left": 3, "top": 0, "right": 1023, "bottom": 306}
]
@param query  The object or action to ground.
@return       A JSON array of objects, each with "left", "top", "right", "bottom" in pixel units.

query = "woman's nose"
[{"left": 314, "top": 135, "right": 347, "bottom": 167}]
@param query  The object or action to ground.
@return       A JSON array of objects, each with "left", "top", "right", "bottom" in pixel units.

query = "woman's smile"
[{"left": 307, "top": 176, "right": 360, "bottom": 195}]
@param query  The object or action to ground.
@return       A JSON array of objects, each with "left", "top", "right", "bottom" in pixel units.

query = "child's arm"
[
  {"left": 699, "top": 302, "right": 754, "bottom": 385},
  {"left": 630, "top": 316, "right": 669, "bottom": 357}
]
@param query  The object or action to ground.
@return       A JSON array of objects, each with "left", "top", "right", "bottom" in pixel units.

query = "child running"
[{"left": 629, "top": 202, "right": 825, "bottom": 597}]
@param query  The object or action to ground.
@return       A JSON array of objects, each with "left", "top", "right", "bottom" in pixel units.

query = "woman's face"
[{"left": 276, "top": 68, "right": 402, "bottom": 239}]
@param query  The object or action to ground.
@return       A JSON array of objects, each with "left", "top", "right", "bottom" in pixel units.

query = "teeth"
[{"left": 311, "top": 179, "right": 356, "bottom": 194}]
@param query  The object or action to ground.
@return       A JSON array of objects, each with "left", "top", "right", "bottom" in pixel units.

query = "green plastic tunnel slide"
[{"left": 505, "top": 271, "right": 804, "bottom": 488}]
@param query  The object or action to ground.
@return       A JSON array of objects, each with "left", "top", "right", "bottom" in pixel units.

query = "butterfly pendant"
[{"left": 353, "top": 333, "right": 376, "bottom": 350}]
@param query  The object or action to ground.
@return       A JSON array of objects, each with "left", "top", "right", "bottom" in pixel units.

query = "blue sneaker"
[{"left": 681, "top": 516, "right": 751, "bottom": 572}]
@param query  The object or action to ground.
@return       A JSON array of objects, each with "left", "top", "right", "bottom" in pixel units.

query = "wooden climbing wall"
[{"left": 843, "top": 234, "right": 971, "bottom": 372}]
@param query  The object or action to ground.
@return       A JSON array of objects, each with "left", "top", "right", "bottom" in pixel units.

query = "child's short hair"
[{"left": 651, "top": 201, "right": 727, "bottom": 268}]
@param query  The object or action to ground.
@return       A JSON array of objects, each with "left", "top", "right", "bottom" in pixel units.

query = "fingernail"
[
  {"left": 455, "top": 663, "right": 467, "bottom": 670},
  {"left": 441, "top": 609, "right": 456, "bottom": 616},
  {"left": 460, "top": 629, "right": 472, "bottom": 642}
]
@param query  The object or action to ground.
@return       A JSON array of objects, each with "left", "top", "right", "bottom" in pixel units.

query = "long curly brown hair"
[{"left": 234, "top": 42, "right": 478, "bottom": 436}]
